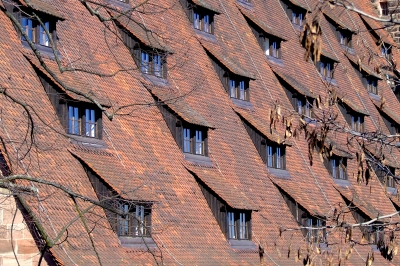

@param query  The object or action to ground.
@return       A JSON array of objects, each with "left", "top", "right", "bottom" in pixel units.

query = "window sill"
[
  {"left": 292, "top": 24, "right": 304, "bottom": 31},
  {"left": 142, "top": 73, "right": 170, "bottom": 87},
  {"left": 194, "top": 29, "right": 216, "bottom": 43},
  {"left": 368, "top": 92, "right": 381, "bottom": 101},
  {"left": 104, "top": 0, "right": 131, "bottom": 9},
  {"left": 229, "top": 239, "right": 257, "bottom": 250},
  {"left": 267, "top": 168, "right": 291, "bottom": 179},
  {"left": 22, "top": 41, "right": 62, "bottom": 60},
  {"left": 68, "top": 134, "right": 107, "bottom": 148},
  {"left": 184, "top": 153, "right": 213, "bottom": 166},
  {"left": 387, "top": 187, "right": 397, "bottom": 195},
  {"left": 266, "top": 55, "right": 284, "bottom": 66},
  {"left": 231, "top": 98, "right": 253, "bottom": 110},
  {"left": 119, "top": 236, "right": 157, "bottom": 249},
  {"left": 333, "top": 178, "right": 351, "bottom": 187},
  {"left": 341, "top": 45, "right": 354, "bottom": 54},
  {"left": 237, "top": 0, "right": 254, "bottom": 10}
]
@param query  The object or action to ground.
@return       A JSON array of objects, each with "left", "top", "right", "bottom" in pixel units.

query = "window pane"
[
  {"left": 299, "top": 13, "right": 303, "bottom": 26},
  {"left": 326, "top": 63, "right": 331, "bottom": 78},
  {"left": 85, "top": 109, "right": 96, "bottom": 137},
  {"left": 276, "top": 147, "right": 282, "bottom": 169},
  {"left": 183, "top": 128, "right": 191, "bottom": 153},
  {"left": 320, "top": 62, "right": 325, "bottom": 75},
  {"left": 239, "top": 213, "right": 247, "bottom": 239},
  {"left": 203, "top": 15, "right": 209, "bottom": 33},
  {"left": 141, "top": 52, "right": 149, "bottom": 73},
  {"left": 292, "top": 12, "right": 297, "bottom": 24},
  {"left": 227, "top": 212, "right": 236, "bottom": 239},
  {"left": 68, "top": 106, "right": 80, "bottom": 135},
  {"left": 267, "top": 146, "right": 273, "bottom": 167},
  {"left": 22, "top": 17, "right": 34, "bottom": 42},
  {"left": 239, "top": 81, "right": 245, "bottom": 100},
  {"left": 272, "top": 42, "right": 277, "bottom": 58},
  {"left": 297, "top": 99, "right": 303, "bottom": 114},
  {"left": 264, "top": 38, "right": 270, "bottom": 56},
  {"left": 230, "top": 80, "right": 236, "bottom": 98},
  {"left": 39, "top": 22, "right": 50, "bottom": 46},
  {"left": 194, "top": 12, "right": 200, "bottom": 29},
  {"left": 195, "top": 130, "right": 203, "bottom": 155},
  {"left": 331, "top": 159, "right": 336, "bottom": 178},
  {"left": 135, "top": 205, "right": 145, "bottom": 236},
  {"left": 153, "top": 55, "right": 162, "bottom": 77}
]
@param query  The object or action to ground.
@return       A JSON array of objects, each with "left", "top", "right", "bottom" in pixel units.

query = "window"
[
  {"left": 140, "top": 50, "right": 165, "bottom": 78},
  {"left": 325, "top": 156, "right": 347, "bottom": 180},
  {"left": 193, "top": 8, "right": 214, "bottom": 34},
  {"left": 267, "top": 143, "right": 285, "bottom": 169},
  {"left": 374, "top": 165, "right": 396, "bottom": 188},
  {"left": 380, "top": 2, "right": 389, "bottom": 16},
  {"left": 318, "top": 58, "right": 334, "bottom": 79},
  {"left": 263, "top": 36, "right": 282, "bottom": 59},
  {"left": 351, "top": 114, "right": 364, "bottom": 132},
  {"left": 182, "top": 126, "right": 207, "bottom": 156},
  {"left": 351, "top": 208, "right": 384, "bottom": 245},
  {"left": 365, "top": 76, "right": 378, "bottom": 94},
  {"left": 67, "top": 105, "right": 101, "bottom": 138},
  {"left": 229, "top": 79, "right": 249, "bottom": 101},
  {"left": 381, "top": 44, "right": 392, "bottom": 60},
  {"left": 118, "top": 203, "right": 151, "bottom": 237},
  {"left": 227, "top": 211, "right": 250, "bottom": 240},
  {"left": 339, "top": 30, "right": 352, "bottom": 48},
  {"left": 18, "top": 14, "right": 55, "bottom": 47},
  {"left": 296, "top": 97, "right": 312, "bottom": 117},
  {"left": 292, "top": 10, "right": 304, "bottom": 27},
  {"left": 306, "top": 217, "right": 326, "bottom": 243}
]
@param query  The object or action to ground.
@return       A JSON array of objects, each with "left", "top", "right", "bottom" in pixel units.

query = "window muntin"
[
  {"left": 380, "top": 2, "right": 389, "bottom": 16},
  {"left": 193, "top": 8, "right": 213, "bottom": 33},
  {"left": 139, "top": 50, "right": 166, "bottom": 78},
  {"left": 117, "top": 203, "right": 151, "bottom": 237},
  {"left": 19, "top": 15, "right": 53, "bottom": 47},
  {"left": 267, "top": 143, "right": 285, "bottom": 169},
  {"left": 229, "top": 78, "right": 249, "bottom": 101},
  {"left": 182, "top": 126, "right": 206, "bottom": 156},
  {"left": 67, "top": 105, "right": 99, "bottom": 138},
  {"left": 227, "top": 211, "right": 249, "bottom": 240}
]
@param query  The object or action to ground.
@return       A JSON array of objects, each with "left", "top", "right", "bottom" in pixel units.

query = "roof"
[
  {"left": 286, "top": 0, "right": 311, "bottom": 12},
  {"left": 272, "top": 69, "right": 315, "bottom": 98},
  {"left": 336, "top": 187, "right": 379, "bottom": 220},
  {"left": 147, "top": 85, "right": 215, "bottom": 128},
  {"left": 324, "top": 138, "right": 354, "bottom": 159},
  {"left": 344, "top": 53, "right": 383, "bottom": 80},
  {"left": 112, "top": 11, "right": 173, "bottom": 53},
  {"left": 359, "top": 15, "right": 397, "bottom": 47},
  {"left": 339, "top": 97, "right": 370, "bottom": 116},
  {"left": 321, "top": 49, "right": 340, "bottom": 63},
  {"left": 185, "top": 166, "right": 258, "bottom": 210},
  {"left": 372, "top": 100, "right": 400, "bottom": 126},
  {"left": 239, "top": 7, "right": 288, "bottom": 41},
  {"left": 323, "top": 9, "right": 355, "bottom": 33},
  {"left": 69, "top": 147, "right": 156, "bottom": 202},
  {"left": 19, "top": 0, "right": 65, "bottom": 20},
  {"left": 200, "top": 41, "right": 256, "bottom": 79},
  {"left": 233, "top": 107, "right": 292, "bottom": 146},
  {"left": 192, "top": 0, "right": 221, "bottom": 14}
]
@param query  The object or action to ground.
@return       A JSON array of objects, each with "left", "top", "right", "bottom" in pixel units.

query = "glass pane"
[
  {"left": 183, "top": 128, "right": 191, "bottom": 153},
  {"left": 239, "top": 213, "right": 247, "bottom": 239},
  {"left": 267, "top": 146, "right": 273, "bottom": 167},
  {"left": 194, "top": 13, "right": 200, "bottom": 29},
  {"left": 153, "top": 55, "right": 162, "bottom": 77},
  {"left": 292, "top": 12, "right": 297, "bottom": 24},
  {"left": 272, "top": 42, "right": 277, "bottom": 58},
  {"left": 297, "top": 99, "right": 303, "bottom": 114},
  {"left": 203, "top": 15, "right": 209, "bottom": 33},
  {"left": 331, "top": 159, "right": 336, "bottom": 178},
  {"left": 276, "top": 147, "right": 281, "bottom": 169},
  {"left": 228, "top": 212, "right": 236, "bottom": 239},
  {"left": 68, "top": 106, "right": 80, "bottom": 135},
  {"left": 85, "top": 109, "right": 96, "bottom": 137},
  {"left": 299, "top": 13, "right": 303, "bottom": 26},
  {"left": 264, "top": 38, "right": 270, "bottom": 56},
  {"left": 195, "top": 130, "right": 203, "bottom": 155},
  {"left": 320, "top": 62, "right": 325, "bottom": 75},
  {"left": 39, "top": 22, "right": 50, "bottom": 46},
  {"left": 141, "top": 52, "right": 149, "bottom": 73},
  {"left": 22, "top": 17, "right": 33, "bottom": 41},
  {"left": 230, "top": 80, "right": 236, "bottom": 98},
  {"left": 239, "top": 81, "right": 245, "bottom": 100}
]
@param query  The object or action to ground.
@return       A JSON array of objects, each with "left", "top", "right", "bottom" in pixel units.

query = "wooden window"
[
  {"left": 229, "top": 78, "right": 249, "bottom": 101},
  {"left": 140, "top": 50, "right": 165, "bottom": 78},
  {"left": 182, "top": 125, "right": 207, "bottom": 156},
  {"left": 374, "top": 165, "right": 396, "bottom": 188},
  {"left": 338, "top": 29, "right": 352, "bottom": 48},
  {"left": 291, "top": 10, "right": 304, "bottom": 27},
  {"left": 324, "top": 156, "right": 347, "bottom": 180},
  {"left": 193, "top": 8, "right": 214, "bottom": 34},
  {"left": 318, "top": 57, "right": 334, "bottom": 79},
  {"left": 117, "top": 203, "right": 151, "bottom": 237},
  {"left": 380, "top": 2, "right": 389, "bottom": 16},
  {"left": 351, "top": 114, "right": 364, "bottom": 132},
  {"left": 280, "top": 0, "right": 306, "bottom": 29},
  {"left": 365, "top": 76, "right": 378, "bottom": 94},
  {"left": 351, "top": 209, "right": 384, "bottom": 245},
  {"left": 296, "top": 97, "right": 312, "bottom": 117},
  {"left": 227, "top": 211, "right": 250, "bottom": 240},
  {"left": 267, "top": 142, "right": 286, "bottom": 169},
  {"left": 67, "top": 104, "right": 101, "bottom": 138},
  {"left": 381, "top": 44, "right": 392, "bottom": 60},
  {"left": 16, "top": 13, "right": 55, "bottom": 47},
  {"left": 263, "top": 36, "right": 282, "bottom": 59}
]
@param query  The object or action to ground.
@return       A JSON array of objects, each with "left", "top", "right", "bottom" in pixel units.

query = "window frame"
[
  {"left": 325, "top": 155, "right": 347, "bottom": 180},
  {"left": 380, "top": 2, "right": 389, "bottom": 16},
  {"left": 374, "top": 164, "right": 396, "bottom": 188},
  {"left": 117, "top": 202, "right": 152, "bottom": 238},
  {"left": 193, "top": 7, "right": 214, "bottom": 34},
  {"left": 296, "top": 96, "right": 313, "bottom": 118},
  {"left": 67, "top": 103, "right": 102, "bottom": 139},
  {"left": 227, "top": 210, "right": 251, "bottom": 240},
  {"left": 338, "top": 29, "right": 353, "bottom": 49},
  {"left": 229, "top": 78, "right": 250, "bottom": 101},
  {"left": 318, "top": 56, "right": 335, "bottom": 79},
  {"left": 139, "top": 49, "right": 167, "bottom": 78},
  {"left": 266, "top": 142, "right": 286, "bottom": 170},
  {"left": 351, "top": 113, "right": 365, "bottom": 132},
  {"left": 182, "top": 124, "right": 207, "bottom": 156},
  {"left": 263, "top": 35, "right": 282, "bottom": 59},
  {"left": 305, "top": 217, "right": 326, "bottom": 244}
]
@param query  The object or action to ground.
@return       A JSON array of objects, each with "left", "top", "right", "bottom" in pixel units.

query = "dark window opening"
[
  {"left": 117, "top": 203, "right": 151, "bottom": 237},
  {"left": 193, "top": 8, "right": 214, "bottom": 34},
  {"left": 267, "top": 142, "right": 286, "bottom": 169},
  {"left": 227, "top": 210, "right": 251, "bottom": 240},
  {"left": 380, "top": 2, "right": 389, "bottom": 16},
  {"left": 365, "top": 76, "right": 378, "bottom": 94},
  {"left": 351, "top": 207, "right": 384, "bottom": 245},
  {"left": 280, "top": 0, "right": 307, "bottom": 29},
  {"left": 263, "top": 35, "right": 282, "bottom": 59},
  {"left": 317, "top": 57, "right": 335, "bottom": 79},
  {"left": 374, "top": 164, "right": 396, "bottom": 188},
  {"left": 338, "top": 29, "right": 353, "bottom": 48},
  {"left": 324, "top": 155, "right": 347, "bottom": 180},
  {"left": 183, "top": 125, "right": 207, "bottom": 156}
]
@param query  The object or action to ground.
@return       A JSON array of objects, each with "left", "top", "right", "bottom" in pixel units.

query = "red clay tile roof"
[
  {"left": 344, "top": 53, "right": 383, "bottom": 79},
  {"left": 359, "top": 14, "right": 397, "bottom": 47},
  {"left": 272, "top": 69, "right": 315, "bottom": 98},
  {"left": 287, "top": 0, "right": 311, "bottom": 12},
  {"left": 323, "top": 9, "right": 355, "bottom": 33},
  {"left": 339, "top": 97, "right": 370, "bottom": 116},
  {"left": 372, "top": 100, "right": 400, "bottom": 126},
  {"left": 192, "top": 0, "right": 221, "bottom": 14},
  {"left": 19, "top": 0, "right": 65, "bottom": 20}
]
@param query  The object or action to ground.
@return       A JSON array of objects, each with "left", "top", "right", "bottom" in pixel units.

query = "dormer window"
[
  {"left": 339, "top": 100, "right": 367, "bottom": 133},
  {"left": 117, "top": 203, "right": 151, "bottom": 237},
  {"left": 267, "top": 142, "right": 286, "bottom": 169},
  {"left": 351, "top": 114, "right": 364, "bottom": 132},
  {"left": 227, "top": 210, "right": 250, "bottom": 240},
  {"left": 296, "top": 97, "right": 312, "bottom": 117},
  {"left": 365, "top": 76, "right": 378, "bottom": 94},
  {"left": 351, "top": 207, "right": 384, "bottom": 245},
  {"left": 67, "top": 104, "right": 102, "bottom": 138},
  {"left": 374, "top": 165, "right": 396, "bottom": 188},
  {"left": 381, "top": 43, "right": 392, "bottom": 60},
  {"left": 325, "top": 155, "right": 347, "bottom": 180},
  {"left": 280, "top": 0, "right": 308, "bottom": 29},
  {"left": 380, "top": 2, "right": 389, "bottom": 16},
  {"left": 193, "top": 8, "right": 213, "bottom": 34},
  {"left": 263, "top": 35, "right": 282, "bottom": 59},
  {"left": 318, "top": 56, "right": 335, "bottom": 79},
  {"left": 339, "top": 29, "right": 353, "bottom": 48},
  {"left": 229, "top": 78, "right": 249, "bottom": 100},
  {"left": 292, "top": 10, "right": 304, "bottom": 27},
  {"left": 183, "top": 126, "right": 207, "bottom": 155},
  {"left": 140, "top": 50, "right": 165, "bottom": 78}
]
